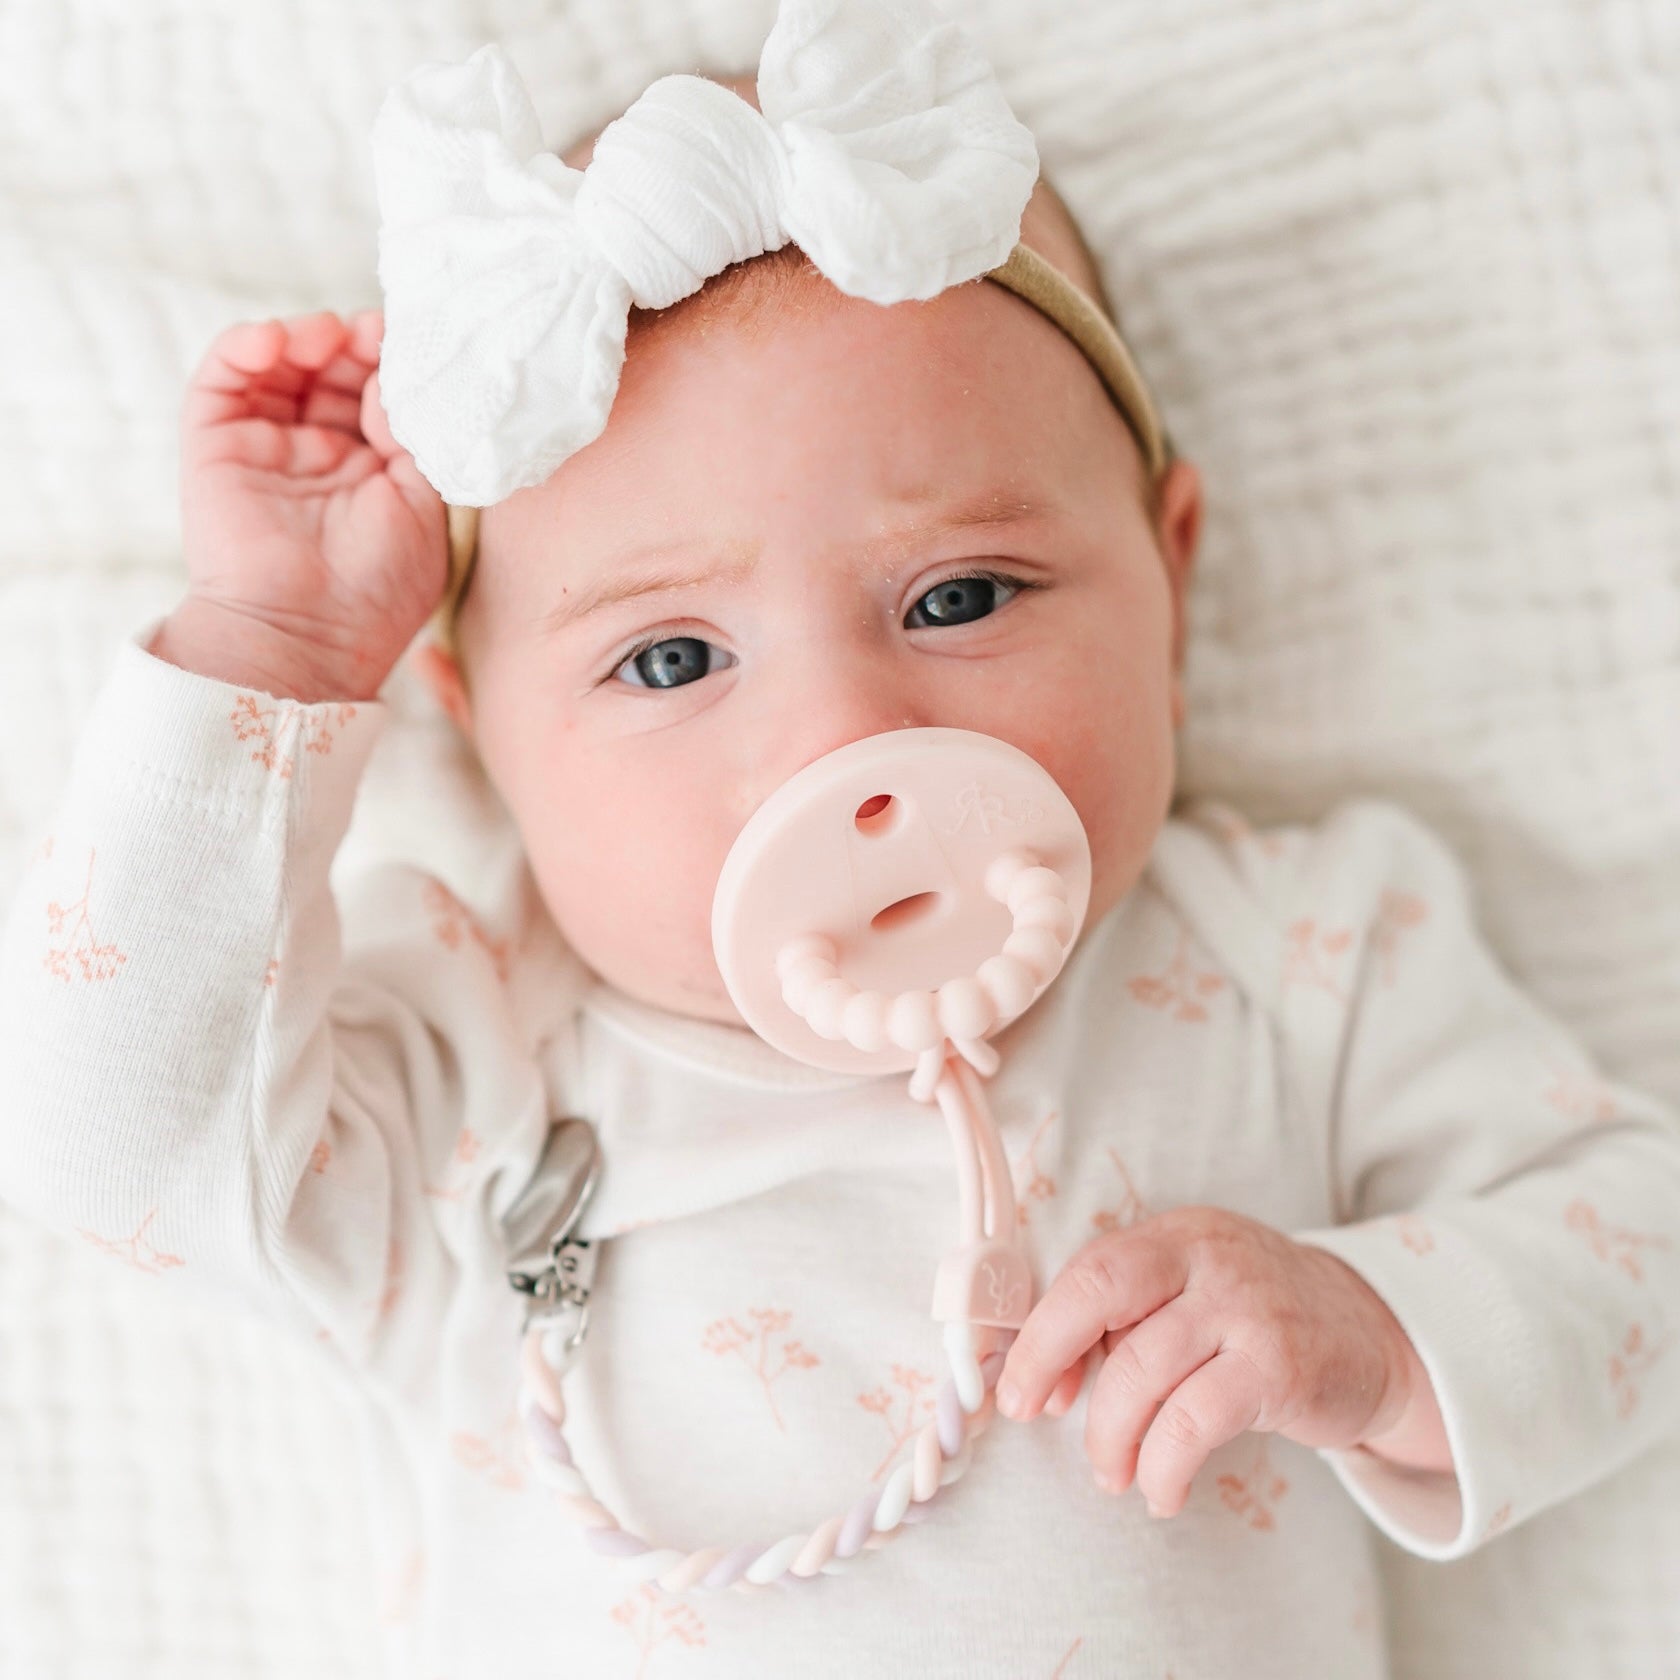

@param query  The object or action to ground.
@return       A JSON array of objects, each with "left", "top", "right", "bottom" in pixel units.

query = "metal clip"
[
  {"left": 510, "top": 1233, "right": 599, "bottom": 1345},
  {"left": 505, "top": 1117, "right": 603, "bottom": 1345}
]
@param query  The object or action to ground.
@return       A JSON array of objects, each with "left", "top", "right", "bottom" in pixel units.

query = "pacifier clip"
[{"left": 507, "top": 728, "right": 1092, "bottom": 1595}]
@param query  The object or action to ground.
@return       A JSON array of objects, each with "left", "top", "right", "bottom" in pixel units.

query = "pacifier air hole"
[
  {"left": 870, "top": 890, "right": 943, "bottom": 933},
  {"left": 854, "top": 794, "right": 900, "bottom": 835}
]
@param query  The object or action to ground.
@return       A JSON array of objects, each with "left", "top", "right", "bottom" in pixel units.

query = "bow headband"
[{"left": 369, "top": 0, "right": 1169, "bottom": 646}]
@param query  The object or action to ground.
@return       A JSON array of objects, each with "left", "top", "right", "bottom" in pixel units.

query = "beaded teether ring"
[{"left": 509, "top": 727, "right": 1092, "bottom": 1594}]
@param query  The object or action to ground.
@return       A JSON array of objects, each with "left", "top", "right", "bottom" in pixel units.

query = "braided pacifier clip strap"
[{"left": 511, "top": 851, "right": 1075, "bottom": 1595}]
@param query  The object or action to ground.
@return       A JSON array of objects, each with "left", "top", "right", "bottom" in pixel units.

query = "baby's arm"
[
  {"left": 0, "top": 313, "right": 547, "bottom": 1384},
  {"left": 997, "top": 801, "right": 1680, "bottom": 1557},
  {"left": 1271, "top": 802, "right": 1680, "bottom": 1556},
  {"left": 0, "top": 629, "right": 555, "bottom": 1384}
]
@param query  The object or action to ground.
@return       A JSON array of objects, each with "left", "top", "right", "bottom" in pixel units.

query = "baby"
[{"left": 4, "top": 4, "right": 1680, "bottom": 1677}]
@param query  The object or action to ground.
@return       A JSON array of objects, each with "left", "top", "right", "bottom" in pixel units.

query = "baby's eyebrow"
[
  {"left": 537, "top": 492, "right": 1052, "bottom": 634},
  {"left": 537, "top": 545, "right": 759, "bottom": 635}
]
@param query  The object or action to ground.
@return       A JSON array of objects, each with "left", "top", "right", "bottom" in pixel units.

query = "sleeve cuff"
[
  {"left": 1292, "top": 1218, "right": 1525, "bottom": 1559},
  {"left": 84, "top": 615, "right": 390, "bottom": 818}
]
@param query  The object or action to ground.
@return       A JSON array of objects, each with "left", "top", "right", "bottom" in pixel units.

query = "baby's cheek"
[
  {"left": 516, "top": 743, "right": 695, "bottom": 981},
  {"left": 1031, "top": 695, "right": 1174, "bottom": 915}
]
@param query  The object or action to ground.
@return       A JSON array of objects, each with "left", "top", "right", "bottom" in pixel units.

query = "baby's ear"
[
  {"left": 412, "top": 640, "right": 473, "bottom": 737},
  {"left": 1154, "top": 458, "right": 1203, "bottom": 704}
]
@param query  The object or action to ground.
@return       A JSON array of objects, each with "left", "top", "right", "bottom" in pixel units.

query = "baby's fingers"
[
  {"left": 277, "top": 314, "right": 364, "bottom": 431},
  {"left": 346, "top": 308, "right": 382, "bottom": 362},
  {"left": 361, "top": 368, "right": 399, "bottom": 460},
  {"left": 183, "top": 319, "right": 289, "bottom": 429},
  {"left": 1086, "top": 1304, "right": 1216, "bottom": 1493},
  {"left": 1134, "top": 1349, "right": 1264, "bottom": 1519},
  {"left": 276, "top": 310, "right": 351, "bottom": 373},
  {"left": 997, "top": 1231, "right": 1188, "bottom": 1421},
  {"left": 361, "top": 368, "right": 444, "bottom": 517},
  {"left": 306, "top": 311, "right": 383, "bottom": 405},
  {"left": 1042, "top": 1355, "right": 1090, "bottom": 1419},
  {"left": 185, "top": 312, "right": 355, "bottom": 432}
]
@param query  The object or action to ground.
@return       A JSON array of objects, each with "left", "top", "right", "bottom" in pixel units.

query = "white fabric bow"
[{"left": 370, "top": 0, "right": 1039, "bottom": 506}]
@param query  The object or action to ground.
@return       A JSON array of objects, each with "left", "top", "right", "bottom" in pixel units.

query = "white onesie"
[{"left": 3, "top": 619, "right": 1678, "bottom": 1680}]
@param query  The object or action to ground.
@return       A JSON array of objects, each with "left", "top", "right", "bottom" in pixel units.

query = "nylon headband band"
[
  {"left": 986, "top": 243, "right": 1169, "bottom": 480},
  {"left": 430, "top": 242, "right": 1169, "bottom": 660}
]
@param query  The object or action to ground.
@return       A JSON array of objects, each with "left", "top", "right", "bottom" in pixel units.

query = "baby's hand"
[
  {"left": 173, "top": 310, "right": 447, "bottom": 701},
  {"left": 994, "top": 1207, "right": 1447, "bottom": 1516}
]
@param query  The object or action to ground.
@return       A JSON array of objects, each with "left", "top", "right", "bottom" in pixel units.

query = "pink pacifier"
[{"left": 511, "top": 727, "right": 1092, "bottom": 1594}]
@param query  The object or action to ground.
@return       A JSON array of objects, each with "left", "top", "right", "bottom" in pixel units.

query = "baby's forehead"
[{"left": 480, "top": 267, "right": 1120, "bottom": 578}]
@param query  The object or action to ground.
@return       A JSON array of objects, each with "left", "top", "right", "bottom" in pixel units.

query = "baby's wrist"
[
  {"left": 1354, "top": 1311, "right": 1453, "bottom": 1474},
  {"left": 150, "top": 595, "right": 390, "bottom": 704},
  {"left": 1300, "top": 1243, "right": 1454, "bottom": 1475}
]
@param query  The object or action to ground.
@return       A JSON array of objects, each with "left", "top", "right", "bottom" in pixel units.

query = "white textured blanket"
[{"left": 2, "top": 1, "right": 1676, "bottom": 1675}]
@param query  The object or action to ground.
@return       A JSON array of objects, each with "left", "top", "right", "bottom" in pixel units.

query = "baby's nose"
[{"left": 759, "top": 654, "right": 932, "bottom": 793}]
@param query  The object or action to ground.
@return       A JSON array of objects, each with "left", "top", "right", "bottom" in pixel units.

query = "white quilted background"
[{"left": 1, "top": 0, "right": 1677, "bottom": 1674}]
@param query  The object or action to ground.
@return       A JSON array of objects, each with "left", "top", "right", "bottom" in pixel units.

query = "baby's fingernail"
[
  {"left": 996, "top": 1378, "right": 1023, "bottom": 1418},
  {"left": 1146, "top": 1501, "right": 1165, "bottom": 1519},
  {"left": 1095, "top": 1472, "right": 1122, "bottom": 1495}
]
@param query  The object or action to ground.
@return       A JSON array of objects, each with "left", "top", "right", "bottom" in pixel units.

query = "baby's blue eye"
[
  {"left": 905, "top": 573, "right": 1019, "bottom": 629},
  {"left": 613, "top": 636, "right": 732, "bottom": 689},
  {"left": 608, "top": 571, "right": 1025, "bottom": 691}
]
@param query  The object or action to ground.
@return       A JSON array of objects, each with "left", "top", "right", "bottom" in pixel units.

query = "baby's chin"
[
  {"left": 591, "top": 949, "right": 752, "bottom": 1028},
  {"left": 663, "top": 982, "right": 752, "bottom": 1030}
]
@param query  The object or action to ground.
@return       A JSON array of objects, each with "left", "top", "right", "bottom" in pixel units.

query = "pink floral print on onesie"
[
  {"left": 42, "top": 848, "right": 127, "bottom": 983},
  {"left": 1127, "top": 928, "right": 1226, "bottom": 1022},
  {"left": 1197, "top": 806, "right": 1290, "bottom": 860},
  {"left": 1393, "top": 1214, "right": 1435, "bottom": 1256},
  {"left": 1543, "top": 1060, "right": 1623, "bottom": 1126},
  {"left": 1010, "top": 1106, "right": 1060, "bottom": 1229},
  {"left": 857, "top": 1362, "right": 938, "bottom": 1481},
  {"left": 423, "top": 1125, "right": 482, "bottom": 1203},
  {"left": 451, "top": 1407, "right": 530, "bottom": 1493},
  {"left": 1091, "top": 1149, "right": 1149, "bottom": 1234},
  {"left": 228, "top": 692, "right": 356, "bottom": 779},
  {"left": 699, "top": 1307, "right": 821, "bottom": 1432},
  {"left": 75, "top": 1204, "right": 183, "bottom": 1274},
  {"left": 1609, "top": 1323, "right": 1669, "bottom": 1419},
  {"left": 420, "top": 878, "right": 512, "bottom": 983},
  {"left": 610, "top": 1584, "right": 706, "bottom": 1679},
  {"left": 1216, "top": 1437, "right": 1289, "bottom": 1531},
  {"left": 1280, "top": 918, "right": 1354, "bottom": 1005},
  {"left": 1370, "top": 889, "right": 1428, "bottom": 985},
  {"left": 1565, "top": 1200, "right": 1673, "bottom": 1282}
]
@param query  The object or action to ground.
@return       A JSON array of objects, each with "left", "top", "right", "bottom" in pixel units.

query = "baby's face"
[{"left": 423, "top": 247, "right": 1200, "bottom": 1029}]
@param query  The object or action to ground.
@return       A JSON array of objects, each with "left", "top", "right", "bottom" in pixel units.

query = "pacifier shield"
[{"left": 711, "top": 727, "right": 1091, "bottom": 1074}]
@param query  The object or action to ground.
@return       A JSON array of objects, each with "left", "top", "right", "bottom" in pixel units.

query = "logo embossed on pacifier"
[{"left": 944, "top": 782, "right": 1046, "bottom": 837}]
